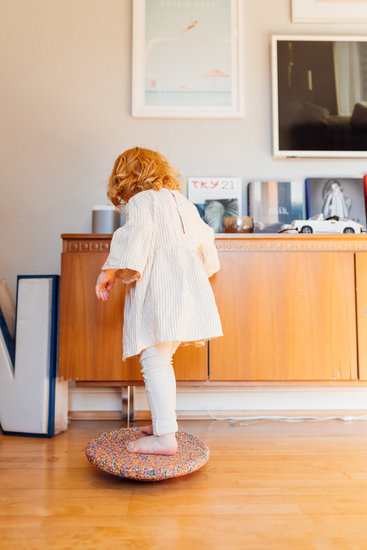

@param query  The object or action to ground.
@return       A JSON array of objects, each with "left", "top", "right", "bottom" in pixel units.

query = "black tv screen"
[{"left": 272, "top": 36, "right": 367, "bottom": 158}]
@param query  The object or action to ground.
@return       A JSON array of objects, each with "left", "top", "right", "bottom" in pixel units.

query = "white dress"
[{"left": 102, "top": 188, "right": 223, "bottom": 360}]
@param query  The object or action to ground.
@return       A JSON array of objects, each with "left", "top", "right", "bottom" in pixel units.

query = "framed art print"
[
  {"left": 132, "top": 0, "right": 244, "bottom": 119},
  {"left": 305, "top": 177, "right": 366, "bottom": 226},
  {"left": 272, "top": 35, "right": 367, "bottom": 158},
  {"left": 292, "top": 0, "right": 367, "bottom": 23},
  {"left": 187, "top": 177, "right": 242, "bottom": 232}
]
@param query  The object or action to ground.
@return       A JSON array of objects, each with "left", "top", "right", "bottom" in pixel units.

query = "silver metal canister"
[{"left": 92, "top": 205, "right": 121, "bottom": 234}]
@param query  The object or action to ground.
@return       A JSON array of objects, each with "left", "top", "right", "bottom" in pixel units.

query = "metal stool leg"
[{"left": 121, "top": 386, "right": 134, "bottom": 427}]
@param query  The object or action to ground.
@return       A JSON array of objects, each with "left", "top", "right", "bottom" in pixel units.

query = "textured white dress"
[{"left": 102, "top": 188, "right": 223, "bottom": 360}]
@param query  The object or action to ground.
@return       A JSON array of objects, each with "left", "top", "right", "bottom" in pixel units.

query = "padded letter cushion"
[
  {"left": 0, "top": 279, "right": 15, "bottom": 339},
  {"left": 85, "top": 428, "right": 210, "bottom": 481}
]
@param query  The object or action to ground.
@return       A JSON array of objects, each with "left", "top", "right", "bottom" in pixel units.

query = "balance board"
[{"left": 85, "top": 427, "right": 210, "bottom": 481}]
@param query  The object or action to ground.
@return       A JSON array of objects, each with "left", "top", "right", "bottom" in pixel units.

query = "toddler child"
[{"left": 95, "top": 147, "right": 222, "bottom": 455}]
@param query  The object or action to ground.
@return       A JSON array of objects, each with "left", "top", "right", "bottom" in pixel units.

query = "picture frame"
[
  {"left": 305, "top": 177, "right": 366, "bottom": 226},
  {"left": 292, "top": 0, "right": 367, "bottom": 23},
  {"left": 271, "top": 35, "right": 367, "bottom": 158},
  {"left": 187, "top": 177, "right": 242, "bottom": 232},
  {"left": 132, "top": 0, "right": 244, "bottom": 119}
]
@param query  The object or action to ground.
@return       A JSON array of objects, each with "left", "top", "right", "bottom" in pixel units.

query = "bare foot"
[
  {"left": 140, "top": 424, "right": 153, "bottom": 435},
  {"left": 127, "top": 433, "right": 178, "bottom": 455}
]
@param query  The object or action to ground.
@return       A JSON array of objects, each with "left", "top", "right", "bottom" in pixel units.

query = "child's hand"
[{"left": 95, "top": 270, "right": 117, "bottom": 302}]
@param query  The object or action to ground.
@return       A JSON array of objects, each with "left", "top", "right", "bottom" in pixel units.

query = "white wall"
[
  {"left": 2, "top": 0, "right": 367, "bottom": 298},
  {"left": 2, "top": 0, "right": 367, "bottom": 414}
]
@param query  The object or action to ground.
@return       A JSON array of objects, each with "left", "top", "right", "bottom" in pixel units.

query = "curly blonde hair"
[{"left": 107, "top": 147, "right": 180, "bottom": 208}]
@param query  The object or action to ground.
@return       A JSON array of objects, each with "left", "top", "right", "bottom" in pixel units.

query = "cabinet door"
[
  {"left": 356, "top": 252, "right": 367, "bottom": 380},
  {"left": 209, "top": 251, "right": 357, "bottom": 381},
  {"left": 59, "top": 250, "right": 207, "bottom": 381}
]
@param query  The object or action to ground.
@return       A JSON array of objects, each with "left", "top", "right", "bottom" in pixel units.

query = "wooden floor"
[{"left": 2, "top": 417, "right": 367, "bottom": 549}]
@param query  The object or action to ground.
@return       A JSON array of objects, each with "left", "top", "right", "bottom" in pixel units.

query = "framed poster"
[
  {"left": 132, "top": 0, "right": 244, "bottom": 119},
  {"left": 272, "top": 35, "right": 367, "bottom": 158},
  {"left": 292, "top": 0, "right": 367, "bottom": 23},
  {"left": 305, "top": 177, "right": 366, "bottom": 226},
  {"left": 187, "top": 177, "right": 242, "bottom": 231}
]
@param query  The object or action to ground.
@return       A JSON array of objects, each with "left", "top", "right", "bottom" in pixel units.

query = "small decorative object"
[
  {"left": 92, "top": 205, "right": 121, "bottom": 234},
  {"left": 132, "top": 0, "right": 243, "bottom": 119},
  {"left": 279, "top": 214, "right": 366, "bottom": 234},
  {"left": 223, "top": 216, "right": 254, "bottom": 233},
  {"left": 305, "top": 178, "right": 366, "bottom": 227},
  {"left": 86, "top": 427, "right": 210, "bottom": 481},
  {"left": 248, "top": 180, "right": 305, "bottom": 233},
  {"left": 292, "top": 0, "right": 367, "bottom": 23}
]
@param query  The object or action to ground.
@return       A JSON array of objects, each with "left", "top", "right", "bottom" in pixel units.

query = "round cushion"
[{"left": 85, "top": 427, "right": 210, "bottom": 481}]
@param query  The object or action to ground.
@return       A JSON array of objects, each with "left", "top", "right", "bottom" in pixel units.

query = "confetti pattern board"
[{"left": 85, "top": 428, "right": 210, "bottom": 481}]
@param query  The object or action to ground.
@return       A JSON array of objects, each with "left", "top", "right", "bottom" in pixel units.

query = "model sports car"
[{"left": 279, "top": 214, "right": 366, "bottom": 234}]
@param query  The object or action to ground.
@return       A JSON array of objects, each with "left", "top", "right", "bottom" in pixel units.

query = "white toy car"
[{"left": 279, "top": 214, "right": 366, "bottom": 234}]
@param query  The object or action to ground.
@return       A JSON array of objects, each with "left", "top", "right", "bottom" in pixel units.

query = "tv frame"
[{"left": 272, "top": 35, "right": 367, "bottom": 159}]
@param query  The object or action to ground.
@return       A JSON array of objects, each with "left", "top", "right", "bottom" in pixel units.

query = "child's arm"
[
  {"left": 186, "top": 199, "right": 220, "bottom": 277},
  {"left": 197, "top": 222, "right": 220, "bottom": 278},
  {"left": 95, "top": 269, "right": 117, "bottom": 302},
  {"left": 192, "top": 210, "right": 220, "bottom": 278},
  {"left": 95, "top": 268, "right": 140, "bottom": 301},
  {"left": 100, "top": 192, "right": 154, "bottom": 284}
]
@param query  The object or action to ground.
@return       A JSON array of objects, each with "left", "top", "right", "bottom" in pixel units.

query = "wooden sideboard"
[{"left": 59, "top": 233, "right": 367, "bottom": 385}]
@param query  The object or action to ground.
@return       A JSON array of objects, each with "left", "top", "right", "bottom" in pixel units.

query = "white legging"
[{"left": 139, "top": 341, "right": 181, "bottom": 436}]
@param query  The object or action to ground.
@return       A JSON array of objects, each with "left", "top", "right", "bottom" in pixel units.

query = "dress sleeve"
[
  {"left": 101, "top": 193, "right": 154, "bottom": 283},
  {"left": 197, "top": 221, "right": 220, "bottom": 278}
]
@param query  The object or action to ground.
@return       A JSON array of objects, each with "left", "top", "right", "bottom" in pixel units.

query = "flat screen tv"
[{"left": 272, "top": 36, "right": 367, "bottom": 158}]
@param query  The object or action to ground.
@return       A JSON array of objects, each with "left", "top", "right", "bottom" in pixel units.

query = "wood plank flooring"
[{"left": 2, "top": 418, "right": 367, "bottom": 549}]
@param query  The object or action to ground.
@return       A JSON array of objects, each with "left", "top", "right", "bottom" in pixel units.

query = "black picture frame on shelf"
[
  {"left": 305, "top": 177, "right": 367, "bottom": 227},
  {"left": 272, "top": 35, "right": 367, "bottom": 158}
]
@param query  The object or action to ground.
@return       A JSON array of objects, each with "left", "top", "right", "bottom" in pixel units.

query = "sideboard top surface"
[{"left": 61, "top": 233, "right": 367, "bottom": 253}]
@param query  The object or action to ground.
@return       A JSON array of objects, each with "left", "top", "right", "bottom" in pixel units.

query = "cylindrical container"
[{"left": 92, "top": 205, "right": 121, "bottom": 234}]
